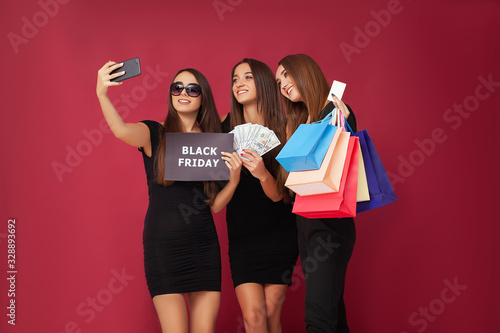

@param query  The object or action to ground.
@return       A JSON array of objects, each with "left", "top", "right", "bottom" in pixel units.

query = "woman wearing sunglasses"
[
  {"left": 275, "top": 54, "right": 357, "bottom": 333},
  {"left": 96, "top": 61, "right": 242, "bottom": 333},
  {"left": 221, "top": 58, "right": 299, "bottom": 333}
]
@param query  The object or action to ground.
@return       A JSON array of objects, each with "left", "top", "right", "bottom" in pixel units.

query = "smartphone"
[{"left": 110, "top": 57, "right": 141, "bottom": 82}]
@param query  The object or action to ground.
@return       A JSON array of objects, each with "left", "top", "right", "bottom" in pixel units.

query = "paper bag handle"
[
  {"left": 344, "top": 113, "right": 353, "bottom": 133},
  {"left": 333, "top": 107, "right": 353, "bottom": 133},
  {"left": 311, "top": 111, "right": 334, "bottom": 124}
]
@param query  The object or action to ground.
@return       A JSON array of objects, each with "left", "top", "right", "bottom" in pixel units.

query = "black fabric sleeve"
[
  {"left": 221, "top": 113, "right": 231, "bottom": 133},
  {"left": 138, "top": 120, "right": 160, "bottom": 153}
]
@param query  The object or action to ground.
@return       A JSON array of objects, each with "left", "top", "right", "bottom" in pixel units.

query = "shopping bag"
[
  {"left": 276, "top": 111, "right": 336, "bottom": 172},
  {"left": 352, "top": 130, "right": 398, "bottom": 213},
  {"left": 292, "top": 136, "right": 359, "bottom": 218},
  {"left": 356, "top": 141, "right": 370, "bottom": 202},
  {"left": 285, "top": 130, "right": 349, "bottom": 196},
  {"left": 331, "top": 108, "right": 369, "bottom": 202}
]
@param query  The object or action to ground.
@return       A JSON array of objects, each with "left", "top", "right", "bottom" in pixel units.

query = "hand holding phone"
[{"left": 110, "top": 57, "right": 141, "bottom": 82}]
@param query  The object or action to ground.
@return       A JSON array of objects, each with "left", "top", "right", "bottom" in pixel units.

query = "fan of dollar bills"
[{"left": 229, "top": 123, "right": 281, "bottom": 159}]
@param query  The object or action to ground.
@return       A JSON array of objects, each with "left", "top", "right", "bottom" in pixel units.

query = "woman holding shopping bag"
[
  {"left": 221, "top": 58, "right": 299, "bottom": 333},
  {"left": 275, "top": 54, "right": 357, "bottom": 333}
]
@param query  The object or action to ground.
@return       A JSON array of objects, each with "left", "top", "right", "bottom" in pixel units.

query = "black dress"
[
  {"left": 296, "top": 102, "right": 357, "bottom": 333},
  {"left": 222, "top": 115, "right": 299, "bottom": 287},
  {"left": 139, "top": 120, "right": 221, "bottom": 298}
]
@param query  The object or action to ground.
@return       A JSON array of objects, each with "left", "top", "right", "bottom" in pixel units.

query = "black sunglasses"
[{"left": 170, "top": 83, "right": 202, "bottom": 97}]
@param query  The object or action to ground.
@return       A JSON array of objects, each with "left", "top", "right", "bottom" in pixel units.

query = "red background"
[{"left": 1, "top": 0, "right": 499, "bottom": 332}]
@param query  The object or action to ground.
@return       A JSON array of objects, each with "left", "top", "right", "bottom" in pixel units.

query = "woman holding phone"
[
  {"left": 96, "top": 61, "right": 242, "bottom": 333},
  {"left": 221, "top": 58, "right": 299, "bottom": 333},
  {"left": 275, "top": 54, "right": 357, "bottom": 333}
]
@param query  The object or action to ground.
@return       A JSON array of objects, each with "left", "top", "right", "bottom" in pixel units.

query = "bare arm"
[
  {"left": 210, "top": 152, "right": 242, "bottom": 213},
  {"left": 258, "top": 171, "right": 282, "bottom": 202},
  {"left": 331, "top": 95, "right": 350, "bottom": 120},
  {"left": 96, "top": 61, "right": 150, "bottom": 150},
  {"left": 241, "top": 149, "right": 282, "bottom": 202}
]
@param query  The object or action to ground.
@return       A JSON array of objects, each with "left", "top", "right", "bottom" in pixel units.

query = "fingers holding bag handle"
[{"left": 331, "top": 95, "right": 351, "bottom": 120}]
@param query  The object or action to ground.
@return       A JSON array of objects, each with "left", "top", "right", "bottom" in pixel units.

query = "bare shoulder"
[
  {"left": 135, "top": 121, "right": 151, "bottom": 134},
  {"left": 220, "top": 114, "right": 228, "bottom": 122}
]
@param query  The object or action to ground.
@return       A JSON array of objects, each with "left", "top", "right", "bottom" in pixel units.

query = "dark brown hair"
[
  {"left": 155, "top": 68, "right": 222, "bottom": 205},
  {"left": 278, "top": 54, "right": 331, "bottom": 136},
  {"left": 229, "top": 58, "right": 289, "bottom": 202}
]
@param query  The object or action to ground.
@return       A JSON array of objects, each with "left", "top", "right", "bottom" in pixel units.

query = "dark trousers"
[{"left": 297, "top": 216, "right": 356, "bottom": 333}]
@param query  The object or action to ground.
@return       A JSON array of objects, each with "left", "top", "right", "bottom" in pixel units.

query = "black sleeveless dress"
[
  {"left": 222, "top": 115, "right": 299, "bottom": 287},
  {"left": 139, "top": 120, "right": 221, "bottom": 297}
]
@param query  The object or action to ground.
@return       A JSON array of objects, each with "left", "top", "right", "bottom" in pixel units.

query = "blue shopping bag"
[
  {"left": 352, "top": 130, "right": 398, "bottom": 213},
  {"left": 276, "top": 112, "right": 337, "bottom": 172}
]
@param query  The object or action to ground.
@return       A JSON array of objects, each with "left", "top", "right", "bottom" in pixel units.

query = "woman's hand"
[
  {"left": 96, "top": 61, "right": 125, "bottom": 98},
  {"left": 241, "top": 149, "right": 282, "bottom": 202},
  {"left": 210, "top": 152, "right": 243, "bottom": 213},
  {"left": 95, "top": 61, "right": 150, "bottom": 148},
  {"left": 331, "top": 95, "right": 350, "bottom": 119},
  {"left": 222, "top": 152, "right": 242, "bottom": 184},
  {"left": 241, "top": 149, "right": 270, "bottom": 181}
]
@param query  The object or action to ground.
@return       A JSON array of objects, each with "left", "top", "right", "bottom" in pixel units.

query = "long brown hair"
[
  {"left": 278, "top": 54, "right": 331, "bottom": 136},
  {"left": 229, "top": 58, "right": 289, "bottom": 202},
  {"left": 155, "top": 68, "right": 222, "bottom": 205}
]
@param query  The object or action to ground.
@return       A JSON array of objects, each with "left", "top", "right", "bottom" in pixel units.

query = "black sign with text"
[{"left": 164, "top": 133, "right": 234, "bottom": 181}]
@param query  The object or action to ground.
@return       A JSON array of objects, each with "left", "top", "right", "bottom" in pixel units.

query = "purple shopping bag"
[{"left": 352, "top": 130, "right": 398, "bottom": 213}]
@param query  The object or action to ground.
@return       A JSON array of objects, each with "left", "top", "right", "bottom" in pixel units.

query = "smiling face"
[
  {"left": 275, "top": 64, "right": 303, "bottom": 103},
  {"left": 232, "top": 62, "right": 257, "bottom": 106},
  {"left": 171, "top": 71, "right": 202, "bottom": 114}
]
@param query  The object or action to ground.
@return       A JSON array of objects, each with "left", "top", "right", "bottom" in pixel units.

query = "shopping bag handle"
[
  {"left": 344, "top": 115, "right": 353, "bottom": 133},
  {"left": 334, "top": 106, "right": 354, "bottom": 133},
  {"left": 329, "top": 107, "right": 341, "bottom": 127},
  {"left": 311, "top": 111, "right": 334, "bottom": 124}
]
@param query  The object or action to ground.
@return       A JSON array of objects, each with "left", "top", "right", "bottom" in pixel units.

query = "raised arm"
[{"left": 96, "top": 61, "right": 150, "bottom": 149}]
